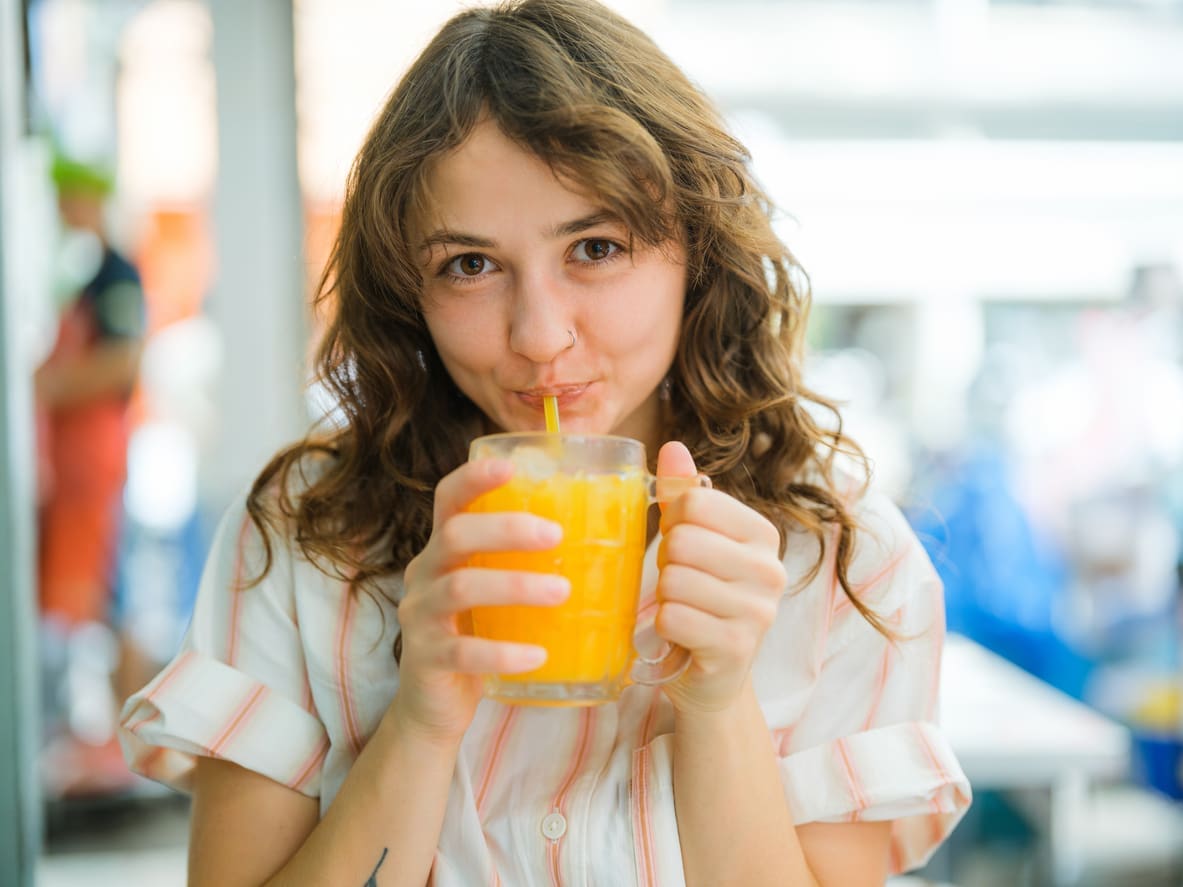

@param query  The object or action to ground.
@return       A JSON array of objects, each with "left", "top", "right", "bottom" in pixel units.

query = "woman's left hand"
[{"left": 653, "top": 441, "right": 787, "bottom": 716}]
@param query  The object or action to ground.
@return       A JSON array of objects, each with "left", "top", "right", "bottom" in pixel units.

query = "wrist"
[
  {"left": 381, "top": 696, "right": 468, "bottom": 755},
  {"left": 672, "top": 679, "right": 761, "bottom": 734}
]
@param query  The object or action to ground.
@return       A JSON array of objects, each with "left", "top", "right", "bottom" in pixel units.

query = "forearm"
[
  {"left": 672, "top": 681, "right": 817, "bottom": 887},
  {"left": 36, "top": 342, "right": 140, "bottom": 407},
  {"left": 266, "top": 705, "right": 461, "bottom": 887}
]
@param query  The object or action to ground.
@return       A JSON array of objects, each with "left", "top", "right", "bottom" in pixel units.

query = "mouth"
[{"left": 514, "top": 383, "right": 591, "bottom": 409}]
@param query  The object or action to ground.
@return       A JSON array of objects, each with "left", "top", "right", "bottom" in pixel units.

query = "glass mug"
[{"left": 464, "top": 432, "right": 701, "bottom": 706}]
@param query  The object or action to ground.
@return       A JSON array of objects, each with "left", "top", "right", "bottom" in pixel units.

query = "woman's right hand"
[{"left": 386, "top": 457, "right": 569, "bottom": 744}]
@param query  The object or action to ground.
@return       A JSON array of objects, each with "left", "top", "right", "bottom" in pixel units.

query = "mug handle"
[
  {"left": 630, "top": 621, "right": 691, "bottom": 685},
  {"left": 628, "top": 471, "right": 711, "bottom": 686},
  {"left": 650, "top": 473, "right": 711, "bottom": 505}
]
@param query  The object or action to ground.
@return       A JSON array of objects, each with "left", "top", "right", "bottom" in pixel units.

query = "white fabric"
[{"left": 121, "top": 479, "right": 971, "bottom": 884}]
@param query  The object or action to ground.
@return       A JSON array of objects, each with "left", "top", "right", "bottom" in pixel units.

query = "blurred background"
[{"left": 1, "top": 0, "right": 1182, "bottom": 885}]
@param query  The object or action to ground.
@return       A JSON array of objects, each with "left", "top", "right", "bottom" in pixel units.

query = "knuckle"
[
  {"left": 654, "top": 602, "right": 678, "bottom": 636},
  {"left": 442, "top": 571, "right": 470, "bottom": 609},
  {"left": 681, "top": 487, "right": 711, "bottom": 522},
  {"left": 510, "top": 513, "right": 549, "bottom": 546},
  {"left": 759, "top": 558, "right": 788, "bottom": 592},
  {"left": 507, "top": 513, "right": 535, "bottom": 536},
  {"left": 451, "top": 639, "right": 479, "bottom": 673},
  {"left": 656, "top": 564, "right": 685, "bottom": 593},
  {"left": 510, "top": 572, "right": 539, "bottom": 603},
  {"left": 436, "top": 517, "right": 467, "bottom": 554},
  {"left": 722, "top": 620, "right": 747, "bottom": 651},
  {"left": 752, "top": 597, "right": 779, "bottom": 630},
  {"left": 662, "top": 526, "right": 693, "bottom": 563},
  {"left": 492, "top": 645, "right": 522, "bottom": 673}
]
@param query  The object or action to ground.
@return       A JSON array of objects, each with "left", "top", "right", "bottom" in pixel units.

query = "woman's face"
[{"left": 418, "top": 119, "right": 687, "bottom": 453}]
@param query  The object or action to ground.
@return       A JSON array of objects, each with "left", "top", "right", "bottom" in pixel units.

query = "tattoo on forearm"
[{"left": 364, "top": 848, "right": 389, "bottom": 886}]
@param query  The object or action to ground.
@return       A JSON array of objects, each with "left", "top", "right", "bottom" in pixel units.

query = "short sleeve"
[
  {"left": 118, "top": 493, "right": 330, "bottom": 797},
  {"left": 772, "top": 492, "right": 971, "bottom": 873}
]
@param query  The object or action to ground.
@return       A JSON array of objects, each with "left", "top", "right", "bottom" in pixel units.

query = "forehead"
[{"left": 419, "top": 120, "right": 601, "bottom": 234}]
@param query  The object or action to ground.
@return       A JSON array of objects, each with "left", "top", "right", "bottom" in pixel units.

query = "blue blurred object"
[
  {"left": 907, "top": 445, "right": 1094, "bottom": 699},
  {"left": 1133, "top": 732, "right": 1183, "bottom": 801}
]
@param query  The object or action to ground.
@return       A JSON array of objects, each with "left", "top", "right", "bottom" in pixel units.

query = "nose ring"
[{"left": 566, "top": 328, "right": 577, "bottom": 349}]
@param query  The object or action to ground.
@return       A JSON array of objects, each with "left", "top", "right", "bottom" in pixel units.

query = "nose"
[{"left": 507, "top": 273, "right": 575, "bottom": 364}]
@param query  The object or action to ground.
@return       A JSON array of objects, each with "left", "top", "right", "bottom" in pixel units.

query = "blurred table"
[{"left": 940, "top": 633, "right": 1132, "bottom": 886}]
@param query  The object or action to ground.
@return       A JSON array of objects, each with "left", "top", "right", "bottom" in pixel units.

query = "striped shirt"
[{"left": 120, "top": 481, "right": 970, "bottom": 884}]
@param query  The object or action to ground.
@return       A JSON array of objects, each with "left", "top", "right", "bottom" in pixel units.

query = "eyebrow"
[{"left": 420, "top": 211, "right": 621, "bottom": 250}]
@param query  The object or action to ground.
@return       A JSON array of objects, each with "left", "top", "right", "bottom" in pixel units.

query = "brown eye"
[
  {"left": 443, "top": 253, "right": 495, "bottom": 279},
  {"left": 573, "top": 238, "right": 621, "bottom": 262},
  {"left": 458, "top": 254, "right": 486, "bottom": 275}
]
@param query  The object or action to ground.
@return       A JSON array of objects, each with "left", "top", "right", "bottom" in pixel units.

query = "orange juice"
[{"left": 466, "top": 470, "right": 648, "bottom": 695}]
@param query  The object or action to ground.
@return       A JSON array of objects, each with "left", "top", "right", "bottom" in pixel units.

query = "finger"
[
  {"left": 659, "top": 487, "right": 780, "bottom": 549},
  {"left": 425, "top": 568, "right": 570, "bottom": 617},
  {"left": 656, "top": 563, "right": 777, "bottom": 622},
  {"left": 654, "top": 600, "right": 740, "bottom": 657},
  {"left": 432, "top": 457, "right": 515, "bottom": 525},
  {"left": 659, "top": 524, "right": 787, "bottom": 590},
  {"left": 433, "top": 511, "right": 562, "bottom": 570},
  {"left": 655, "top": 441, "right": 698, "bottom": 516},
  {"left": 430, "top": 635, "right": 549, "bottom": 675},
  {"left": 658, "top": 524, "right": 747, "bottom": 581}
]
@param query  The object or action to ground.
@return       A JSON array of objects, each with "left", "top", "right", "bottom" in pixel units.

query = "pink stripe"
[
  {"left": 912, "top": 723, "right": 952, "bottom": 813},
  {"left": 208, "top": 683, "right": 267, "bottom": 756},
  {"left": 476, "top": 707, "right": 519, "bottom": 816},
  {"left": 929, "top": 808, "right": 945, "bottom": 845},
  {"left": 638, "top": 693, "right": 659, "bottom": 748},
  {"left": 862, "top": 645, "right": 894, "bottom": 730},
  {"left": 770, "top": 725, "right": 795, "bottom": 757},
  {"left": 288, "top": 734, "right": 330, "bottom": 792},
  {"left": 926, "top": 578, "right": 947, "bottom": 720},
  {"left": 133, "top": 744, "right": 168, "bottom": 777},
  {"left": 632, "top": 746, "right": 657, "bottom": 887},
  {"left": 821, "top": 524, "right": 842, "bottom": 631},
  {"left": 300, "top": 675, "right": 315, "bottom": 714},
  {"left": 476, "top": 709, "right": 517, "bottom": 887},
  {"left": 226, "top": 517, "right": 253, "bottom": 666},
  {"left": 336, "top": 584, "right": 364, "bottom": 757},
  {"left": 831, "top": 549, "right": 906, "bottom": 619},
  {"left": 547, "top": 710, "right": 596, "bottom": 887},
  {"left": 834, "top": 737, "right": 869, "bottom": 821},
  {"left": 123, "top": 651, "right": 198, "bottom": 734}
]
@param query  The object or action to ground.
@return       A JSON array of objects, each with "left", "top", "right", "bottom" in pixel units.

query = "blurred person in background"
[{"left": 35, "top": 153, "right": 147, "bottom": 796}]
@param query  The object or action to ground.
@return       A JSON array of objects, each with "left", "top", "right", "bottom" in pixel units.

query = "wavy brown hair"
[{"left": 247, "top": 0, "right": 888, "bottom": 638}]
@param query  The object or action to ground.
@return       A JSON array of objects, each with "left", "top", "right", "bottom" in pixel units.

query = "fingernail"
[
  {"left": 521, "top": 646, "right": 548, "bottom": 668},
  {"left": 487, "top": 459, "right": 513, "bottom": 480},
  {"left": 544, "top": 577, "right": 570, "bottom": 601},
  {"left": 537, "top": 521, "right": 562, "bottom": 545}
]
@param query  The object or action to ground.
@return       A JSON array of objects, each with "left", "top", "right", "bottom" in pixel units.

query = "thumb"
[
  {"left": 657, "top": 440, "right": 697, "bottom": 478},
  {"left": 656, "top": 441, "right": 699, "bottom": 514}
]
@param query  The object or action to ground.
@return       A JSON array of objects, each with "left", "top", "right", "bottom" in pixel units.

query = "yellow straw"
[{"left": 543, "top": 395, "right": 561, "bottom": 433}]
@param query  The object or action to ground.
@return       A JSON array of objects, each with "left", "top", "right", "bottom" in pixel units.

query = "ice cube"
[{"left": 511, "top": 445, "right": 558, "bottom": 479}]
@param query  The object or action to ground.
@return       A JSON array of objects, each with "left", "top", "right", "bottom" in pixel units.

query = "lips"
[{"left": 515, "top": 383, "right": 590, "bottom": 410}]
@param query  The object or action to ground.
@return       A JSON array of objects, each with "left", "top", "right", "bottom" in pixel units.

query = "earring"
[{"left": 659, "top": 376, "right": 672, "bottom": 401}]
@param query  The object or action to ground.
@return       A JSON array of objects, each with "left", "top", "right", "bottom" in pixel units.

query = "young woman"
[{"left": 121, "top": 2, "right": 970, "bottom": 884}]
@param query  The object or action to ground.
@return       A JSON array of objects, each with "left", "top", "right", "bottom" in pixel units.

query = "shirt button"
[{"left": 541, "top": 812, "right": 567, "bottom": 841}]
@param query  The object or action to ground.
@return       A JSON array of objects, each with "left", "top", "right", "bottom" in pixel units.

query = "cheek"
[
  {"left": 600, "top": 272, "right": 684, "bottom": 351},
  {"left": 424, "top": 306, "right": 488, "bottom": 372}
]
